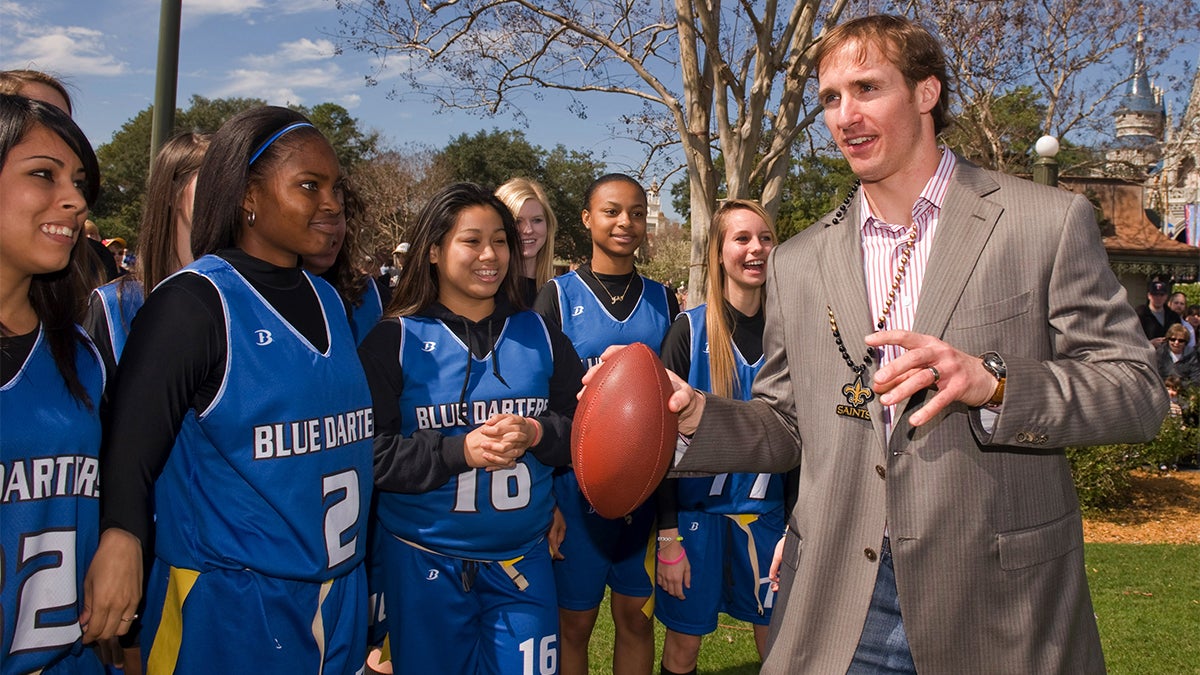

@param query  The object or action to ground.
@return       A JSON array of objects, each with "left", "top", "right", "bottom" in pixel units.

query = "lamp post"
[
  {"left": 150, "top": 0, "right": 182, "bottom": 163},
  {"left": 1033, "top": 135, "right": 1060, "bottom": 187}
]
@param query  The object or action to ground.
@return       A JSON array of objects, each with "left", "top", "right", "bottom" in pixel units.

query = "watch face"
[{"left": 981, "top": 351, "right": 1006, "bottom": 378}]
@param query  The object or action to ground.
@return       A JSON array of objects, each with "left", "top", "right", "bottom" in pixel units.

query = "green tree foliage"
[
  {"left": 942, "top": 86, "right": 1095, "bottom": 174},
  {"left": 91, "top": 96, "right": 378, "bottom": 246},
  {"left": 671, "top": 149, "right": 856, "bottom": 243},
  {"left": 774, "top": 155, "right": 858, "bottom": 241},
  {"left": 307, "top": 102, "right": 380, "bottom": 171},
  {"left": 434, "top": 129, "right": 603, "bottom": 263},
  {"left": 638, "top": 223, "right": 692, "bottom": 300}
]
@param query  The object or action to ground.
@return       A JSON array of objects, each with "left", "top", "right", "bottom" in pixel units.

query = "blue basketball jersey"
[
  {"left": 375, "top": 311, "right": 557, "bottom": 560},
  {"left": 1, "top": 326, "right": 105, "bottom": 675},
  {"left": 90, "top": 278, "right": 145, "bottom": 363},
  {"left": 676, "top": 306, "right": 783, "bottom": 514},
  {"left": 153, "top": 255, "right": 373, "bottom": 581},
  {"left": 552, "top": 270, "right": 672, "bottom": 366},
  {"left": 349, "top": 277, "right": 383, "bottom": 346}
]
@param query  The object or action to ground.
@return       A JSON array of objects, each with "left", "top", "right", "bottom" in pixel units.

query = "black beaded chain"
[
  {"left": 823, "top": 177, "right": 922, "bottom": 375},
  {"left": 829, "top": 179, "right": 861, "bottom": 225},
  {"left": 827, "top": 306, "right": 871, "bottom": 375}
]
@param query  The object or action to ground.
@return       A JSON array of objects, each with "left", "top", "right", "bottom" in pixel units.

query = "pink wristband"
[
  {"left": 656, "top": 548, "right": 686, "bottom": 565},
  {"left": 527, "top": 418, "right": 543, "bottom": 446}
]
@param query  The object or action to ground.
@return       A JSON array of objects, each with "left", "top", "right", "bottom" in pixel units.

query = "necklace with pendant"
[
  {"left": 587, "top": 265, "right": 635, "bottom": 305},
  {"left": 828, "top": 181, "right": 920, "bottom": 420}
]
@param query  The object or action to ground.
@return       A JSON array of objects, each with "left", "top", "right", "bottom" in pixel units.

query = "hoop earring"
[{"left": 247, "top": 211, "right": 256, "bottom": 227}]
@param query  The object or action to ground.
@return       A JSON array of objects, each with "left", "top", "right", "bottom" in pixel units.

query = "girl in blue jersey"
[
  {"left": 358, "top": 182, "right": 582, "bottom": 674},
  {"left": 532, "top": 173, "right": 679, "bottom": 675},
  {"left": 303, "top": 179, "right": 387, "bottom": 345},
  {"left": 84, "top": 107, "right": 373, "bottom": 675},
  {"left": 655, "top": 200, "right": 787, "bottom": 675},
  {"left": 84, "top": 132, "right": 209, "bottom": 372},
  {"left": 0, "top": 94, "right": 106, "bottom": 674}
]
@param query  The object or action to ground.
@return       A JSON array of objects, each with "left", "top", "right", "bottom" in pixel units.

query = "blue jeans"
[{"left": 847, "top": 537, "right": 916, "bottom": 674}]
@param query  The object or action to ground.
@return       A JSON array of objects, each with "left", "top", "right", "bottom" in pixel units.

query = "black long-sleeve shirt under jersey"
[
  {"left": 99, "top": 249, "right": 326, "bottom": 544},
  {"left": 531, "top": 262, "right": 681, "bottom": 330},
  {"left": 655, "top": 301, "right": 798, "bottom": 529},
  {"left": 358, "top": 295, "right": 584, "bottom": 495}
]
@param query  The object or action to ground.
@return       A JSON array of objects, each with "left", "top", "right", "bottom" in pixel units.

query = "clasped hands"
[{"left": 465, "top": 413, "right": 541, "bottom": 470}]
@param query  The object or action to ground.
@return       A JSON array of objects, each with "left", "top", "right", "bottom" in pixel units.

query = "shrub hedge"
[{"left": 1067, "top": 386, "right": 1200, "bottom": 511}]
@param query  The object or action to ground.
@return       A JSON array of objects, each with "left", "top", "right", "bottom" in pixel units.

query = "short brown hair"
[
  {"left": 1166, "top": 323, "right": 1190, "bottom": 342},
  {"left": 814, "top": 14, "right": 953, "bottom": 135}
]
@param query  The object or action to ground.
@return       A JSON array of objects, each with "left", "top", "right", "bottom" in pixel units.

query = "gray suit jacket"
[{"left": 674, "top": 157, "right": 1167, "bottom": 674}]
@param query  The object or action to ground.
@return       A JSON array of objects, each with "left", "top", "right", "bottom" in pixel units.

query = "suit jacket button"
[
  {"left": 1016, "top": 432, "right": 1030, "bottom": 443},
  {"left": 864, "top": 548, "right": 877, "bottom": 562},
  {"left": 875, "top": 465, "right": 886, "bottom": 479}
]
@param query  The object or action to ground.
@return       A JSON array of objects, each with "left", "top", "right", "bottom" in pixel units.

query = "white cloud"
[
  {"left": 212, "top": 37, "right": 360, "bottom": 106},
  {"left": 0, "top": 1, "right": 37, "bottom": 21},
  {"left": 0, "top": 18, "right": 126, "bottom": 77},
  {"left": 273, "top": 0, "right": 331, "bottom": 14},
  {"left": 243, "top": 38, "right": 337, "bottom": 68},
  {"left": 183, "top": 0, "right": 267, "bottom": 17},
  {"left": 181, "top": 0, "right": 325, "bottom": 18}
]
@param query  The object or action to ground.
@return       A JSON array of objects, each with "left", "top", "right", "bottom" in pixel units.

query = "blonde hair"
[
  {"left": 704, "top": 199, "right": 776, "bottom": 398},
  {"left": 495, "top": 178, "right": 558, "bottom": 289}
]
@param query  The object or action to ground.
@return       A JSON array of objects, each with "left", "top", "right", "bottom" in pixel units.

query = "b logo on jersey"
[
  {"left": 689, "top": 522, "right": 699, "bottom": 532},
  {"left": 571, "top": 305, "right": 584, "bottom": 317},
  {"left": 702, "top": 342, "right": 710, "bottom": 354},
  {"left": 255, "top": 329, "right": 273, "bottom": 346},
  {"left": 422, "top": 341, "right": 437, "bottom": 352},
  {"left": 426, "top": 569, "right": 440, "bottom": 581}
]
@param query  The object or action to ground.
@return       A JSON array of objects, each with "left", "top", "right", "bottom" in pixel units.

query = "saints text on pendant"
[{"left": 835, "top": 404, "right": 871, "bottom": 420}]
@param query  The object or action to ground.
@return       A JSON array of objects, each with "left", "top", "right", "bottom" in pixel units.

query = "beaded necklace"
[{"left": 826, "top": 181, "right": 922, "bottom": 419}]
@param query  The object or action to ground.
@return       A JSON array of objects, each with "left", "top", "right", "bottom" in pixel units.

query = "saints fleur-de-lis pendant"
[{"left": 836, "top": 374, "right": 873, "bottom": 420}]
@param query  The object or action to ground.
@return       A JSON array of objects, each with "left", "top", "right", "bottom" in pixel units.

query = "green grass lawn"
[
  {"left": 1086, "top": 543, "right": 1200, "bottom": 674},
  {"left": 587, "top": 543, "right": 1199, "bottom": 674}
]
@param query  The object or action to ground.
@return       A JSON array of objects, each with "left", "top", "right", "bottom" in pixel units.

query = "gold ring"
[{"left": 120, "top": 614, "right": 138, "bottom": 622}]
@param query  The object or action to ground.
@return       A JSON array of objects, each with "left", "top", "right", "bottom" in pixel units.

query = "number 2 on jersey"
[{"left": 322, "top": 470, "right": 360, "bottom": 569}]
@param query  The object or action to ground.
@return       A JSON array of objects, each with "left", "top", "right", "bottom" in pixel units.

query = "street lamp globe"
[{"left": 1035, "top": 135, "right": 1060, "bottom": 158}]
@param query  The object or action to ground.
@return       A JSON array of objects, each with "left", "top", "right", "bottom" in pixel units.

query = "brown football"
[{"left": 571, "top": 342, "right": 677, "bottom": 519}]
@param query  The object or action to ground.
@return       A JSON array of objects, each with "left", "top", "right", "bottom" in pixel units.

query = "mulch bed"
[{"left": 1082, "top": 469, "right": 1200, "bottom": 545}]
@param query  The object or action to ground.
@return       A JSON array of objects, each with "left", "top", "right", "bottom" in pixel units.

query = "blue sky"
[
  {"left": 0, "top": 0, "right": 667, "bottom": 194},
  {"left": 3, "top": 0, "right": 1195, "bottom": 222}
]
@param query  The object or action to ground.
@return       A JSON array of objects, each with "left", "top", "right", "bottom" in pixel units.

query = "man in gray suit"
[{"left": 658, "top": 14, "right": 1167, "bottom": 675}]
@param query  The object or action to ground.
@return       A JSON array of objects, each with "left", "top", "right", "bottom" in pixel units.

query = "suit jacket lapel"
[
  {"left": 816, "top": 197, "right": 889, "bottom": 452},
  {"left": 910, "top": 159, "right": 1003, "bottom": 340},
  {"left": 892, "top": 159, "right": 1003, "bottom": 437}
]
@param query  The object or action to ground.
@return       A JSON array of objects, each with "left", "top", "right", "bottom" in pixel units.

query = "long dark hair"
[
  {"left": 191, "top": 106, "right": 324, "bottom": 258},
  {"left": 0, "top": 94, "right": 100, "bottom": 407},
  {"left": 385, "top": 182, "right": 523, "bottom": 317},
  {"left": 320, "top": 178, "right": 370, "bottom": 308}
]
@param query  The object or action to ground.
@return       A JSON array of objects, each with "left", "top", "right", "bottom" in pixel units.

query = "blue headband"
[{"left": 248, "top": 122, "right": 315, "bottom": 166}]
